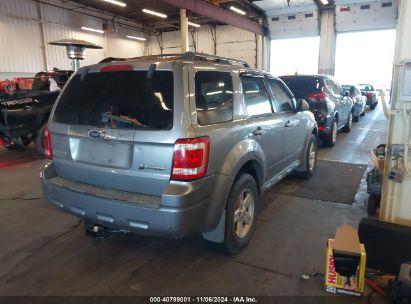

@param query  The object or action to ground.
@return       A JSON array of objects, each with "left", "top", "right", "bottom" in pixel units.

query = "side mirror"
[
  {"left": 361, "top": 91, "right": 366, "bottom": 96},
  {"left": 344, "top": 90, "right": 349, "bottom": 97},
  {"left": 297, "top": 99, "right": 309, "bottom": 111}
]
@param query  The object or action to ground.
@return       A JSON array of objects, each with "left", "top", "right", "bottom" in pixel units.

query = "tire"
[
  {"left": 370, "top": 103, "right": 377, "bottom": 110},
  {"left": 360, "top": 111, "right": 366, "bottom": 117},
  {"left": 34, "top": 123, "right": 47, "bottom": 155},
  {"left": 367, "top": 195, "right": 380, "bottom": 216},
  {"left": 223, "top": 173, "right": 258, "bottom": 254},
  {"left": 295, "top": 134, "right": 317, "bottom": 179},
  {"left": 323, "top": 119, "right": 337, "bottom": 148},
  {"left": 342, "top": 112, "right": 353, "bottom": 133},
  {"left": 353, "top": 115, "right": 359, "bottom": 122}
]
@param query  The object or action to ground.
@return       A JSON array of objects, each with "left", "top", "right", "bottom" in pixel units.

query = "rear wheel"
[
  {"left": 370, "top": 103, "right": 377, "bottom": 110},
  {"left": 323, "top": 119, "right": 337, "bottom": 147},
  {"left": 367, "top": 195, "right": 380, "bottom": 216},
  {"left": 343, "top": 112, "right": 353, "bottom": 132},
  {"left": 223, "top": 174, "right": 258, "bottom": 254},
  {"left": 360, "top": 111, "right": 366, "bottom": 117},
  {"left": 34, "top": 123, "right": 47, "bottom": 155},
  {"left": 353, "top": 111, "right": 359, "bottom": 122},
  {"left": 295, "top": 134, "right": 317, "bottom": 179}
]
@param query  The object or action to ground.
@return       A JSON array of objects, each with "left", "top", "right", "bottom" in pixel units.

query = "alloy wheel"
[
  {"left": 308, "top": 142, "right": 317, "bottom": 172},
  {"left": 234, "top": 189, "right": 255, "bottom": 239}
]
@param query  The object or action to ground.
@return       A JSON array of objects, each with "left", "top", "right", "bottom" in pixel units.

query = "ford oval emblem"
[{"left": 88, "top": 129, "right": 106, "bottom": 140}]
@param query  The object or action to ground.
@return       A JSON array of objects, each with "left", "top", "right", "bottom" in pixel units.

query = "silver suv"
[{"left": 40, "top": 52, "right": 318, "bottom": 253}]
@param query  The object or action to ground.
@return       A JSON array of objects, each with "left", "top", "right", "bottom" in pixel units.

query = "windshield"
[
  {"left": 280, "top": 76, "right": 323, "bottom": 99},
  {"left": 53, "top": 70, "right": 173, "bottom": 130},
  {"left": 359, "top": 84, "right": 374, "bottom": 91}
]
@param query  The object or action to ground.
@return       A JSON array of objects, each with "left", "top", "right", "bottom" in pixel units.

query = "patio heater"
[{"left": 48, "top": 39, "right": 103, "bottom": 71}]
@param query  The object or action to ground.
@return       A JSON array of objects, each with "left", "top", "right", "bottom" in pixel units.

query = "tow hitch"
[{"left": 85, "top": 224, "right": 130, "bottom": 238}]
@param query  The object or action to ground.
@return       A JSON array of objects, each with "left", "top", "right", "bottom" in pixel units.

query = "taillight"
[
  {"left": 100, "top": 64, "right": 133, "bottom": 72},
  {"left": 308, "top": 92, "right": 328, "bottom": 102},
  {"left": 366, "top": 92, "right": 374, "bottom": 98},
  {"left": 0, "top": 138, "right": 5, "bottom": 146},
  {"left": 43, "top": 127, "right": 53, "bottom": 159},
  {"left": 171, "top": 137, "right": 210, "bottom": 181}
]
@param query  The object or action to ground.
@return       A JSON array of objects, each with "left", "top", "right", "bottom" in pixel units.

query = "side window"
[
  {"left": 266, "top": 78, "right": 294, "bottom": 112},
  {"left": 241, "top": 76, "right": 272, "bottom": 116},
  {"left": 195, "top": 71, "right": 234, "bottom": 125},
  {"left": 324, "top": 79, "right": 336, "bottom": 95},
  {"left": 333, "top": 81, "right": 344, "bottom": 96}
]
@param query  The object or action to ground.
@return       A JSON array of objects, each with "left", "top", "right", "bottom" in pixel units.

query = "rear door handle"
[{"left": 252, "top": 127, "right": 264, "bottom": 136}]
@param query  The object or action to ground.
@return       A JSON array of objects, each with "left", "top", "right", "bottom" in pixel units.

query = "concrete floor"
[{"left": 0, "top": 106, "right": 387, "bottom": 300}]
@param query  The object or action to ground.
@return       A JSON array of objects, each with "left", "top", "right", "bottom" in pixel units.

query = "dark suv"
[{"left": 280, "top": 75, "right": 353, "bottom": 147}]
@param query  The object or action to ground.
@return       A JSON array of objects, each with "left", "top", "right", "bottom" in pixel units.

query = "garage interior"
[{"left": 1, "top": 0, "right": 411, "bottom": 302}]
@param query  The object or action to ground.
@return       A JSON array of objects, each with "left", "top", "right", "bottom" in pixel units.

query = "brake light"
[
  {"left": 171, "top": 137, "right": 210, "bottom": 180},
  {"left": 366, "top": 92, "right": 374, "bottom": 98},
  {"left": 308, "top": 92, "right": 328, "bottom": 102},
  {"left": 100, "top": 64, "right": 133, "bottom": 72},
  {"left": 43, "top": 127, "right": 53, "bottom": 159}
]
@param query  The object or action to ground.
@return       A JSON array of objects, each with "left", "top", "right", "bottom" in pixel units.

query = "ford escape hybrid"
[{"left": 40, "top": 52, "right": 318, "bottom": 253}]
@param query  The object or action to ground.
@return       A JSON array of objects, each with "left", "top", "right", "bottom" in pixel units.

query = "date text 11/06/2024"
[{"left": 150, "top": 297, "right": 258, "bottom": 303}]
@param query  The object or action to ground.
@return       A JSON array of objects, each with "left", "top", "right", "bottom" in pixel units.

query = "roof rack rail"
[
  {"left": 99, "top": 52, "right": 250, "bottom": 68},
  {"left": 181, "top": 52, "right": 250, "bottom": 68},
  {"left": 99, "top": 54, "right": 182, "bottom": 64}
]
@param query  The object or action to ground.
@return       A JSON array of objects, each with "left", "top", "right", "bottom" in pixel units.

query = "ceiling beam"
[{"left": 160, "top": 0, "right": 265, "bottom": 35}]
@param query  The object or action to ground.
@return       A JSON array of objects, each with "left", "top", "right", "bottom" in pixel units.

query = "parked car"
[
  {"left": 342, "top": 84, "right": 366, "bottom": 121},
  {"left": 40, "top": 52, "right": 318, "bottom": 253},
  {"left": 0, "top": 69, "right": 73, "bottom": 152},
  {"left": 359, "top": 83, "right": 378, "bottom": 110},
  {"left": 280, "top": 75, "right": 353, "bottom": 147}
]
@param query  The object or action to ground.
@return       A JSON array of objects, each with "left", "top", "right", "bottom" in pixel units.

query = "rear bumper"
[
  {"left": 316, "top": 115, "right": 333, "bottom": 136},
  {"left": 366, "top": 97, "right": 378, "bottom": 105},
  {"left": 353, "top": 103, "right": 364, "bottom": 116},
  {"left": 40, "top": 162, "right": 233, "bottom": 238}
]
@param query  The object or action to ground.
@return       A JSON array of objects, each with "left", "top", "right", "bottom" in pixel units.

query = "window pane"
[
  {"left": 195, "top": 71, "right": 234, "bottom": 125},
  {"left": 280, "top": 75, "right": 323, "bottom": 99},
  {"left": 335, "top": 30, "right": 396, "bottom": 90},
  {"left": 270, "top": 36, "right": 320, "bottom": 75},
  {"left": 53, "top": 71, "right": 173, "bottom": 130},
  {"left": 242, "top": 77, "right": 272, "bottom": 116},
  {"left": 266, "top": 79, "right": 294, "bottom": 112}
]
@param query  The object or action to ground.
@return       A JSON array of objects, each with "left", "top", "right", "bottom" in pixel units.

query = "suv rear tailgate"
[{"left": 50, "top": 68, "right": 177, "bottom": 196}]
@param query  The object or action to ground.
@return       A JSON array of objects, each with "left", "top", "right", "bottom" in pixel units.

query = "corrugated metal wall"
[
  {"left": 0, "top": 0, "right": 145, "bottom": 78},
  {"left": 0, "top": 0, "right": 44, "bottom": 76},
  {"left": 147, "top": 25, "right": 258, "bottom": 68}
]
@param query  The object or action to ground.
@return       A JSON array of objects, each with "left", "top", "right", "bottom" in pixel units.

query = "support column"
[
  {"left": 318, "top": 8, "right": 336, "bottom": 76},
  {"left": 180, "top": 9, "right": 189, "bottom": 53},
  {"left": 380, "top": 0, "right": 411, "bottom": 227},
  {"left": 36, "top": 2, "right": 48, "bottom": 71}
]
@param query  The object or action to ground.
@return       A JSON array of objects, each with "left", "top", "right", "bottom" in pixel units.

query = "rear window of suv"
[
  {"left": 53, "top": 70, "right": 173, "bottom": 130},
  {"left": 280, "top": 76, "right": 323, "bottom": 99}
]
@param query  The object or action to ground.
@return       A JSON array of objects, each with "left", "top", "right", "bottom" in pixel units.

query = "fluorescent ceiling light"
[
  {"left": 319, "top": 0, "right": 329, "bottom": 4},
  {"left": 142, "top": 8, "right": 167, "bottom": 18},
  {"left": 102, "top": 0, "right": 126, "bottom": 7},
  {"left": 81, "top": 26, "right": 104, "bottom": 34},
  {"left": 188, "top": 21, "right": 200, "bottom": 28},
  {"left": 126, "top": 35, "right": 147, "bottom": 41},
  {"left": 229, "top": 6, "right": 246, "bottom": 15}
]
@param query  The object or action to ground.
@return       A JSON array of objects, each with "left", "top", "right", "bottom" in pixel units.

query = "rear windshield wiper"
[{"left": 101, "top": 112, "right": 148, "bottom": 128}]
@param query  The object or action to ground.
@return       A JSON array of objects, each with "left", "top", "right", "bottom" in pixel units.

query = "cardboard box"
[
  {"left": 370, "top": 148, "right": 385, "bottom": 173},
  {"left": 325, "top": 226, "right": 367, "bottom": 297}
]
